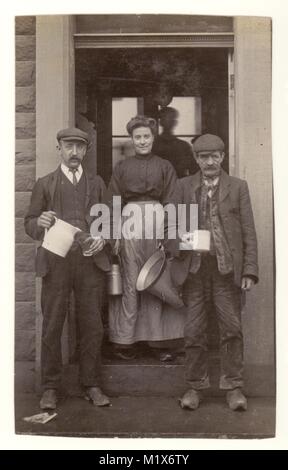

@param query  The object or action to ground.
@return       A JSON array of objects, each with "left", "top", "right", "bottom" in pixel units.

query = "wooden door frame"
[{"left": 74, "top": 32, "right": 234, "bottom": 48}]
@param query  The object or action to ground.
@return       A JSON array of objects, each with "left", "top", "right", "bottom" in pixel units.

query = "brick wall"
[{"left": 15, "top": 16, "right": 36, "bottom": 364}]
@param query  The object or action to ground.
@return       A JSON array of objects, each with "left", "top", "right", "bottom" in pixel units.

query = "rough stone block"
[
  {"left": 15, "top": 35, "right": 36, "bottom": 61},
  {"left": 16, "top": 113, "right": 35, "bottom": 130},
  {"left": 15, "top": 164, "right": 35, "bottom": 191},
  {"left": 15, "top": 113, "right": 36, "bottom": 139},
  {"left": 15, "top": 218, "right": 33, "bottom": 243},
  {"left": 16, "top": 61, "right": 35, "bottom": 87},
  {"left": 15, "top": 272, "right": 35, "bottom": 302},
  {"left": 15, "top": 302, "right": 36, "bottom": 330},
  {"left": 15, "top": 16, "right": 35, "bottom": 35},
  {"left": 15, "top": 192, "right": 32, "bottom": 217},
  {"left": 15, "top": 139, "right": 36, "bottom": 163},
  {"left": 16, "top": 126, "right": 36, "bottom": 140},
  {"left": 15, "top": 330, "right": 35, "bottom": 361},
  {"left": 15, "top": 244, "right": 36, "bottom": 272},
  {"left": 16, "top": 86, "right": 36, "bottom": 112}
]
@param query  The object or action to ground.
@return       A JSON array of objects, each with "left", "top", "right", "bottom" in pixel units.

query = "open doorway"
[{"left": 74, "top": 45, "right": 232, "bottom": 362}]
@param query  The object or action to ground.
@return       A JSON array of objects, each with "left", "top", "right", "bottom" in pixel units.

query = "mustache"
[{"left": 202, "top": 163, "right": 220, "bottom": 168}]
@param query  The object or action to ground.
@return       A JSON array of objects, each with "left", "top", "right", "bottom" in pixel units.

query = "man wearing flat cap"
[
  {"left": 25, "top": 127, "right": 111, "bottom": 410},
  {"left": 168, "top": 133, "right": 258, "bottom": 411}
]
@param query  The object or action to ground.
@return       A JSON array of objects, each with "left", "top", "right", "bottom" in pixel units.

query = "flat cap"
[
  {"left": 193, "top": 134, "right": 224, "bottom": 153},
  {"left": 57, "top": 127, "right": 90, "bottom": 144},
  {"left": 126, "top": 115, "right": 157, "bottom": 136}
]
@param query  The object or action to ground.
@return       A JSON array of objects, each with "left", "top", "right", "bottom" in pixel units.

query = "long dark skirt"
[{"left": 109, "top": 202, "right": 185, "bottom": 345}]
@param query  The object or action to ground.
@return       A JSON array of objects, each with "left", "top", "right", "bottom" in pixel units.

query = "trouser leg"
[
  {"left": 212, "top": 265, "right": 244, "bottom": 390},
  {"left": 41, "top": 257, "right": 70, "bottom": 390},
  {"left": 74, "top": 252, "right": 105, "bottom": 388},
  {"left": 183, "top": 272, "right": 210, "bottom": 390}
]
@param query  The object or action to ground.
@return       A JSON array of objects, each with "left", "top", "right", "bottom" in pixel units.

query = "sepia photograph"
[{"left": 11, "top": 9, "right": 277, "bottom": 443}]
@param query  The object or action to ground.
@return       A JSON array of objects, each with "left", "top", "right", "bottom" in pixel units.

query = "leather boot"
[
  {"left": 85, "top": 387, "right": 111, "bottom": 407},
  {"left": 226, "top": 388, "right": 247, "bottom": 411},
  {"left": 40, "top": 389, "right": 57, "bottom": 410},
  {"left": 179, "top": 389, "right": 201, "bottom": 410}
]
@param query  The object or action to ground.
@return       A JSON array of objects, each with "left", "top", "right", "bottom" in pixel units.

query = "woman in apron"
[{"left": 108, "top": 115, "right": 184, "bottom": 360}]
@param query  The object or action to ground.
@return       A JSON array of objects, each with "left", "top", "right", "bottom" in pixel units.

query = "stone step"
[{"left": 62, "top": 353, "right": 274, "bottom": 398}]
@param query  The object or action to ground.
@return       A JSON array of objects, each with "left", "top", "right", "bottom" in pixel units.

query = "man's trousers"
[
  {"left": 40, "top": 248, "right": 105, "bottom": 390},
  {"left": 182, "top": 255, "right": 244, "bottom": 390}
]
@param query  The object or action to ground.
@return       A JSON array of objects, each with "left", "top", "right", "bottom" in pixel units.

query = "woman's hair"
[{"left": 126, "top": 115, "right": 157, "bottom": 136}]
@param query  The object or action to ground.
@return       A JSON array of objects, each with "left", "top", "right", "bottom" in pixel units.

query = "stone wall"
[{"left": 15, "top": 16, "right": 36, "bottom": 368}]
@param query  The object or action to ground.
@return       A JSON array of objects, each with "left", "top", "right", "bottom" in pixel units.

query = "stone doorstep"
[
  {"left": 63, "top": 361, "right": 275, "bottom": 399},
  {"left": 15, "top": 359, "right": 275, "bottom": 398}
]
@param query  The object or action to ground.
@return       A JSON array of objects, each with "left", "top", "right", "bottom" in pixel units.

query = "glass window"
[
  {"left": 112, "top": 97, "right": 143, "bottom": 167},
  {"left": 159, "top": 97, "right": 202, "bottom": 136},
  {"left": 112, "top": 98, "right": 138, "bottom": 136}
]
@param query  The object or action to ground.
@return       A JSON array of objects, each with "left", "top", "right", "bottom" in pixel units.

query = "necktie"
[
  {"left": 69, "top": 168, "right": 78, "bottom": 186},
  {"left": 203, "top": 177, "right": 219, "bottom": 198},
  {"left": 207, "top": 184, "right": 214, "bottom": 199}
]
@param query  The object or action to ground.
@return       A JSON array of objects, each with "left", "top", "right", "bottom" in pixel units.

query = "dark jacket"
[
  {"left": 167, "top": 170, "right": 259, "bottom": 288},
  {"left": 24, "top": 166, "right": 111, "bottom": 276}
]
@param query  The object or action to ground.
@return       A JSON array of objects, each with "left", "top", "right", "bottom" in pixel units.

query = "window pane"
[
  {"left": 112, "top": 98, "right": 138, "bottom": 136},
  {"left": 159, "top": 97, "right": 202, "bottom": 135}
]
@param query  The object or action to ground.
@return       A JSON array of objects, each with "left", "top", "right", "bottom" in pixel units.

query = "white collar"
[
  {"left": 203, "top": 175, "right": 220, "bottom": 187},
  {"left": 61, "top": 163, "right": 83, "bottom": 183}
]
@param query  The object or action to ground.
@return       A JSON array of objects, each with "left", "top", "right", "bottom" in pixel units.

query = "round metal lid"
[{"left": 136, "top": 249, "right": 166, "bottom": 291}]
